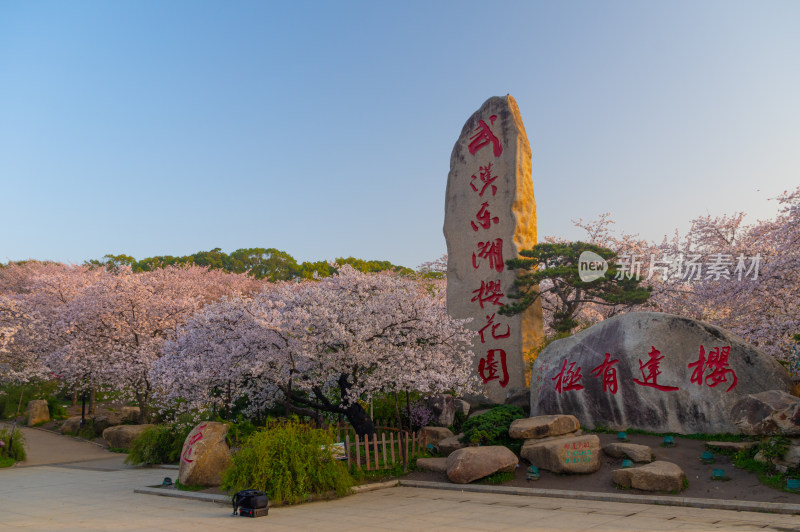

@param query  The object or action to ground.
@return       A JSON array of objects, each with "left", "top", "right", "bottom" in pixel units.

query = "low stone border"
[
  {"left": 134, "top": 480, "right": 399, "bottom": 505},
  {"left": 134, "top": 487, "right": 229, "bottom": 504},
  {"left": 398, "top": 479, "right": 800, "bottom": 516},
  {"left": 134, "top": 477, "right": 799, "bottom": 515}
]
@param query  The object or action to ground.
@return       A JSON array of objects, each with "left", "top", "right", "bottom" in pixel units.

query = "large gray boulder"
[
  {"left": 421, "top": 426, "right": 454, "bottom": 447},
  {"left": 530, "top": 312, "right": 792, "bottom": 434},
  {"left": 504, "top": 388, "right": 531, "bottom": 415},
  {"left": 121, "top": 406, "right": 141, "bottom": 423},
  {"left": 446, "top": 446, "right": 518, "bottom": 484},
  {"left": 26, "top": 400, "right": 50, "bottom": 426},
  {"left": 611, "top": 461, "right": 687, "bottom": 492},
  {"left": 417, "top": 457, "right": 448, "bottom": 472},
  {"left": 437, "top": 434, "right": 466, "bottom": 455},
  {"left": 92, "top": 412, "right": 124, "bottom": 433},
  {"left": 102, "top": 424, "right": 155, "bottom": 450},
  {"left": 521, "top": 434, "right": 601, "bottom": 474},
  {"left": 427, "top": 395, "right": 456, "bottom": 427},
  {"left": 509, "top": 415, "right": 579, "bottom": 440},
  {"left": 178, "top": 422, "right": 231, "bottom": 487},
  {"left": 602, "top": 442, "right": 653, "bottom": 463},
  {"left": 730, "top": 390, "right": 800, "bottom": 436},
  {"left": 60, "top": 416, "right": 83, "bottom": 434}
]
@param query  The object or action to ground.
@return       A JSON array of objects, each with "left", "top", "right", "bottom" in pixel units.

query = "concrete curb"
[
  {"left": 134, "top": 480, "right": 399, "bottom": 506},
  {"left": 134, "top": 487, "right": 230, "bottom": 504},
  {"left": 398, "top": 480, "right": 800, "bottom": 516}
]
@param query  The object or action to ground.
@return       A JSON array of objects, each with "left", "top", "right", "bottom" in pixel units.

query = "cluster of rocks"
[
  {"left": 418, "top": 412, "right": 688, "bottom": 492},
  {"left": 58, "top": 406, "right": 148, "bottom": 450}
]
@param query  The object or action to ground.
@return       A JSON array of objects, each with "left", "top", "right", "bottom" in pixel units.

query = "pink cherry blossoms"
[{"left": 152, "top": 266, "right": 479, "bottom": 434}]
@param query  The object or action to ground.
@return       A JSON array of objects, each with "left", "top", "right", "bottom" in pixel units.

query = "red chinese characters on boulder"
[
  {"left": 472, "top": 238, "right": 504, "bottom": 272},
  {"left": 181, "top": 423, "right": 208, "bottom": 463},
  {"left": 632, "top": 346, "right": 679, "bottom": 392},
  {"left": 688, "top": 345, "right": 737, "bottom": 392},
  {"left": 553, "top": 359, "right": 584, "bottom": 393},
  {"left": 468, "top": 115, "right": 502, "bottom": 157},
  {"left": 590, "top": 353, "right": 620, "bottom": 394},
  {"left": 479, "top": 348, "right": 509, "bottom": 387}
]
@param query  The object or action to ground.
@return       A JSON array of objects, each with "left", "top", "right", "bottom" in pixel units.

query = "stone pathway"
[
  {"left": 1, "top": 421, "right": 127, "bottom": 468},
  {"left": 1, "top": 423, "right": 798, "bottom": 531}
]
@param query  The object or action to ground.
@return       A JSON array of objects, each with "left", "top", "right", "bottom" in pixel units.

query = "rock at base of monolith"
[
  {"left": 121, "top": 406, "right": 141, "bottom": 423},
  {"left": 422, "top": 426, "right": 454, "bottom": 447},
  {"left": 60, "top": 416, "right": 82, "bottom": 434},
  {"left": 505, "top": 389, "right": 531, "bottom": 415},
  {"left": 427, "top": 395, "right": 456, "bottom": 427},
  {"left": 446, "top": 446, "right": 518, "bottom": 484},
  {"left": 704, "top": 441, "right": 758, "bottom": 452},
  {"left": 103, "top": 424, "right": 155, "bottom": 450},
  {"left": 731, "top": 390, "right": 800, "bottom": 436},
  {"left": 521, "top": 434, "right": 600, "bottom": 474},
  {"left": 444, "top": 95, "right": 545, "bottom": 404},
  {"left": 602, "top": 443, "right": 653, "bottom": 463},
  {"left": 454, "top": 399, "right": 471, "bottom": 417},
  {"left": 509, "top": 415, "right": 580, "bottom": 440},
  {"left": 178, "top": 422, "right": 231, "bottom": 487},
  {"left": 612, "top": 461, "right": 686, "bottom": 492},
  {"left": 438, "top": 434, "right": 466, "bottom": 455},
  {"left": 417, "top": 457, "right": 449, "bottom": 472},
  {"left": 26, "top": 400, "right": 49, "bottom": 426},
  {"left": 530, "top": 312, "right": 793, "bottom": 434}
]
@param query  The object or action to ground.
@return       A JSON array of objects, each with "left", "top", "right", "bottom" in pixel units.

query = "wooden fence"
[{"left": 343, "top": 429, "right": 426, "bottom": 471}]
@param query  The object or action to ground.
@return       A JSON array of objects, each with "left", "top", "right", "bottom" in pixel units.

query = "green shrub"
[
  {"left": 0, "top": 425, "right": 26, "bottom": 462},
  {"left": 47, "top": 397, "right": 69, "bottom": 420},
  {"left": 222, "top": 418, "right": 354, "bottom": 505},
  {"left": 0, "top": 381, "right": 61, "bottom": 420},
  {"left": 460, "top": 405, "right": 525, "bottom": 453},
  {"left": 224, "top": 418, "right": 259, "bottom": 448},
  {"left": 126, "top": 424, "right": 192, "bottom": 465}
]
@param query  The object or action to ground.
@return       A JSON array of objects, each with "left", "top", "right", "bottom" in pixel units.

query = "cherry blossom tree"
[{"left": 154, "top": 266, "right": 479, "bottom": 436}]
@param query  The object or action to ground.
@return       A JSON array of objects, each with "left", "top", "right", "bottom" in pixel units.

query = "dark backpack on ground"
[{"left": 232, "top": 489, "right": 269, "bottom": 517}]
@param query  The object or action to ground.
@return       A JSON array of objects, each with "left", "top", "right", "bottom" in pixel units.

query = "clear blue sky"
[{"left": 2, "top": 1, "right": 798, "bottom": 268}]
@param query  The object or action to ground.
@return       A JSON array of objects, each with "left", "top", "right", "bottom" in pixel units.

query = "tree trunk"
[
  {"left": 343, "top": 401, "right": 374, "bottom": 437},
  {"left": 337, "top": 373, "right": 374, "bottom": 437}
]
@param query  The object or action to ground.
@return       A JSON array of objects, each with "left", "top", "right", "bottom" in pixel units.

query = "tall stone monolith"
[{"left": 444, "top": 95, "right": 544, "bottom": 403}]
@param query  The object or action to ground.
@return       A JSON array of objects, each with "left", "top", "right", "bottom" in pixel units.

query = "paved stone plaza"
[{"left": 1, "top": 425, "right": 798, "bottom": 531}]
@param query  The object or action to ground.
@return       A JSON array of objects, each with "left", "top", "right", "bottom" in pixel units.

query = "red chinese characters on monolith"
[
  {"left": 553, "top": 359, "right": 584, "bottom": 393},
  {"left": 478, "top": 313, "right": 511, "bottom": 344},
  {"left": 468, "top": 115, "right": 502, "bottom": 157},
  {"left": 470, "top": 163, "right": 499, "bottom": 197},
  {"left": 688, "top": 345, "right": 737, "bottom": 392},
  {"left": 632, "top": 346, "right": 679, "bottom": 391},
  {"left": 479, "top": 349, "right": 509, "bottom": 387},
  {"left": 471, "top": 202, "right": 500, "bottom": 231},
  {"left": 471, "top": 280, "right": 504, "bottom": 309},
  {"left": 472, "top": 238, "right": 504, "bottom": 272}
]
